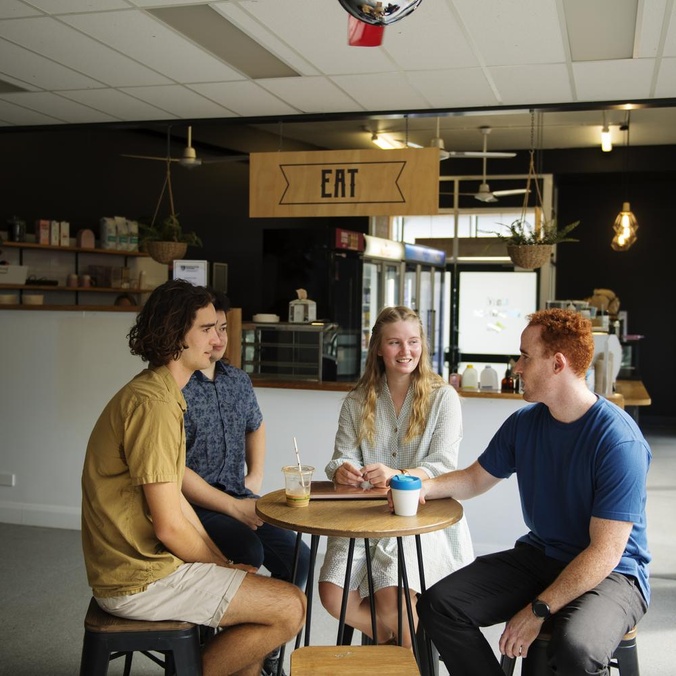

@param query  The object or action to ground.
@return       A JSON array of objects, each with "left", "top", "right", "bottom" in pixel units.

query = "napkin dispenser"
[{"left": 289, "top": 288, "right": 317, "bottom": 323}]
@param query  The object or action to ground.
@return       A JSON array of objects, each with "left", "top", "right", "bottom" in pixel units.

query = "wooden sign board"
[{"left": 249, "top": 147, "right": 439, "bottom": 218}]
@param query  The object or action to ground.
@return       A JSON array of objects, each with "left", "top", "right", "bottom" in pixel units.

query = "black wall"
[{"left": 1, "top": 127, "right": 673, "bottom": 425}]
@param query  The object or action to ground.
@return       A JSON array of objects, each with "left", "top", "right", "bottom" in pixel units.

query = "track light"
[{"left": 371, "top": 132, "right": 402, "bottom": 150}]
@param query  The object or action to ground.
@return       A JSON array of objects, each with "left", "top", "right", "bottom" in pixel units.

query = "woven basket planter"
[
  {"left": 145, "top": 241, "right": 188, "bottom": 265},
  {"left": 507, "top": 244, "right": 553, "bottom": 270}
]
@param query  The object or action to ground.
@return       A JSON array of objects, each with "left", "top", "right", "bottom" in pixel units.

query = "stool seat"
[
  {"left": 291, "top": 645, "right": 419, "bottom": 675},
  {"left": 500, "top": 623, "right": 639, "bottom": 676},
  {"left": 79, "top": 597, "right": 203, "bottom": 675}
]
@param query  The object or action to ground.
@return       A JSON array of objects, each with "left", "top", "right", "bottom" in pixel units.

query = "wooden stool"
[
  {"left": 291, "top": 645, "right": 419, "bottom": 675},
  {"left": 500, "top": 624, "right": 639, "bottom": 676},
  {"left": 79, "top": 597, "right": 203, "bottom": 676}
]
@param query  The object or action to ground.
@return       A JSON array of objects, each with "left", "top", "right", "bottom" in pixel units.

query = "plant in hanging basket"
[
  {"left": 490, "top": 218, "right": 580, "bottom": 269},
  {"left": 139, "top": 214, "right": 202, "bottom": 264}
]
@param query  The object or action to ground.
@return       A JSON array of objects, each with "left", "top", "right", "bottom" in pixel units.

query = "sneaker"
[{"left": 262, "top": 649, "right": 287, "bottom": 676}]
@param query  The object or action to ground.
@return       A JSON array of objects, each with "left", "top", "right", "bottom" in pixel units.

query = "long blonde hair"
[{"left": 353, "top": 306, "right": 445, "bottom": 445}]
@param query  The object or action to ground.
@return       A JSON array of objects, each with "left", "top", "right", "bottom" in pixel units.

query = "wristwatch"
[{"left": 531, "top": 598, "right": 551, "bottom": 620}]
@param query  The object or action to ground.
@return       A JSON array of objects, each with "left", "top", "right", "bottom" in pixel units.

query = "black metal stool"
[
  {"left": 500, "top": 623, "right": 639, "bottom": 676},
  {"left": 79, "top": 597, "right": 203, "bottom": 675}
]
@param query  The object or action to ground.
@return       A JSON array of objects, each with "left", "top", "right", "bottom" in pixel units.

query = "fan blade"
[
  {"left": 121, "top": 154, "right": 179, "bottom": 163},
  {"left": 492, "top": 188, "right": 530, "bottom": 197},
  {"left": 443, "top": 150, "right": 516, "bottom": 159}
]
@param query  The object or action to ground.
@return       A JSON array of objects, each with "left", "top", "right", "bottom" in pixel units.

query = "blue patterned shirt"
[{"left": 183, "top": 361, "right": 263, "bottom": 498}]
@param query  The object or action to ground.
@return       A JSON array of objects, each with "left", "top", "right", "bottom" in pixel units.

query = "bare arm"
[
  {"left": 244, "top": 422, "right": 266, "bottom": 494},
  {"left": 143, "top": 481, "right": 232, "bottom": 566},
  {"left": 421, "top": 460, "right": 501, "bottom": 502},
  {"left": 182, "top": 466, "right": 263, "bottom": 530},
  {"left": 499, "top": 516, "right": 633, "bottom": 658}
]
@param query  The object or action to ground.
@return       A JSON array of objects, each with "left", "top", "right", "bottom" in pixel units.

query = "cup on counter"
[
  {"left": 390, "top": 474, "right": 422, "bottom": 516},
  {"left": 282, "top": 465, "right": 314, "bottom": 507}
]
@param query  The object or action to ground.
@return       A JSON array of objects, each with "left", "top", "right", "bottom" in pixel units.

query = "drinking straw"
[{"left": 293, "top": 436, "right": 306, "bottom": 489}]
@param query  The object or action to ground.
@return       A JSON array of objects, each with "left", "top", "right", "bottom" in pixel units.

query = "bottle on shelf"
[
  {"left": 448, "top": 369, "right": 462, "bottom": 391},
  {"left": 480, "top": 365, "right": 499, "bottom": 391},
  {"left": 501, "top": 365, "right": 515, "bottom": 393},
  {"left": 461, "top": 364, "right": 478, "bottom": 391}
]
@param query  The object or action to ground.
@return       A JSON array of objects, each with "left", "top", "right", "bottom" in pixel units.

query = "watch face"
[{"left": 532, "top": 599, "right": 550, "bottom": 618}]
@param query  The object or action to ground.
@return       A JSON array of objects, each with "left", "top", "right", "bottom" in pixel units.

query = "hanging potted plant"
[
  {"left": 492, "top": 215, "right": 580, "bottom": 269},
  {"left": 140, "top": 156, "right": 203, "bottom": 265},
  {"left": 490, "top": 110, "right": 580, "bottom": 269},
  {"left": 139, "top": 214, "right": 202, "bottom": 265}
]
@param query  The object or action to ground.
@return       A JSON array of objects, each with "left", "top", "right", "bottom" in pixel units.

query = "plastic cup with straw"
[{"left": 282, "top": 437, "right": 314, "bottom": 507}]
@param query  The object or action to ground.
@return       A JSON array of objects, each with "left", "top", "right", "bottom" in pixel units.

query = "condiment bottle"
[
  {"left": 461, "top": 364, "right": 478, "bottom": 390},
  {"left": 448, "top": 371, "right": 462, "bottom": 390},
  {"left": 501, "top": 366, "right": 515, "bottom": 393},
  {"left": 480, "top": 365, "right": 499, "bottom": 391}
]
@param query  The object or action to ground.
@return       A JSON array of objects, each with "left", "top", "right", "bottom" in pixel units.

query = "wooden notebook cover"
[{"left": 310, "top": 480, "right": 389, "bottom": 500}]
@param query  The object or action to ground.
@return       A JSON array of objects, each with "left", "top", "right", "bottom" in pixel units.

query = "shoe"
[{"left": 262, "top": 648, "right": 287, "bottom": 676}]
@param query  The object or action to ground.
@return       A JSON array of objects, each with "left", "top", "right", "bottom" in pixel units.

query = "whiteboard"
[{"left": 458, "top": 271, "right": 537, "bottom": 355}]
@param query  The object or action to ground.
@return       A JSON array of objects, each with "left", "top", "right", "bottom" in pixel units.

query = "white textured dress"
[{"left": 318, "top": 380, "right": 474, "bottom": 597}]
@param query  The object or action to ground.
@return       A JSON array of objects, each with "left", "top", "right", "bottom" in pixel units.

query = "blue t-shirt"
[
  {"left": 479, "top": 396, "right": 651, "bottom": 604},
  {"left": 183, "top": 361, "right": 263, "bottom": 498}
]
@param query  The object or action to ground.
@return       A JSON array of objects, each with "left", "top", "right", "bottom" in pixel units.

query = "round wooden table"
[{"left": 256, "top": 489, "right": 463, "bottom": 675}]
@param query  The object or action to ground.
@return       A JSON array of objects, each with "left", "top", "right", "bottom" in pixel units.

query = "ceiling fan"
[
  {"left": 426, "top": 118, "right": 517, "bottom": 161},
  {"left": 441, "top": 127, "right": 529, "bottom": 202},
  {"left": 121, "top": 126, "right": 246, "bottom": 168}
]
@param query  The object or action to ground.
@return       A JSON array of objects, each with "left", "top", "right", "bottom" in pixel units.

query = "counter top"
[{"left": 250, "top": 378, "right": 650, "bottom": 408}]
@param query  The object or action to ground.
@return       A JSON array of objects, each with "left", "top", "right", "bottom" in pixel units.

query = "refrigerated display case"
[
  {"left": 403, "top": 243, "right": 446, "bottom": 375},
  {"left": 361, "top": 235, "right": 405, "bottom": 371}
]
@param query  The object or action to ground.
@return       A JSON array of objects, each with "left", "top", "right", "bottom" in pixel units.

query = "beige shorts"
[{"left": 96, "top": 562, "right": 247, "bottom": 628}]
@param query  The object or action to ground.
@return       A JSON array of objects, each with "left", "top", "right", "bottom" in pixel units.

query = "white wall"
[
  {"left": 0, "top": 310, "right": 141, "bottom": 528},
  {"left": 0, "top": 311, "right": 528, "bottom": 556}
]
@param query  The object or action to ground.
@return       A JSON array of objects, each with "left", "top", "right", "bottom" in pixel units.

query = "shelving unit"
[
  {"left": 241, "top": 321, "right": 339, "bottom": 382},
  {"left": 0, "top": 240, "right": 149, "bottom": 311}
]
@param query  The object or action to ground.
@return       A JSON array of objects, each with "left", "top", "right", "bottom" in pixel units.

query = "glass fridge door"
[
  {"left": 361, "top": 260, "right": 380, "bottom": 371},
  {"left": 383, "top": 261, "right": 402, "bottom": 308},
  {"left": 417, "top": 265, "right": 444, "bottom": 374}
]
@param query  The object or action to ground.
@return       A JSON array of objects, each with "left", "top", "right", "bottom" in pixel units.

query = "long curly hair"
[
  {"left": 527, "top": 308, "right": 594, "bottom": 376},
  {"left": 354, "top": 306, "right": 445, "bottom": 445},
  {"left": 128, "top": 279, "right": 214, "bottom": 367}
]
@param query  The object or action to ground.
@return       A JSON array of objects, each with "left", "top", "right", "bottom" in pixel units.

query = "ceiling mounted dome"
[{"left": 338, "top": 0, "right": 423, "bottom": 26}]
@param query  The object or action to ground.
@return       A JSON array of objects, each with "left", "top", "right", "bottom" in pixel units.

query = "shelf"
[
  {"left": 0, "top": 283, "right": 147, "bottom": 293},
  {"left": 0, "top": 304, "right": 142, "bottom": 312},
  {"left": 1, "top": 241, "right": 148, "bottom": 257}
]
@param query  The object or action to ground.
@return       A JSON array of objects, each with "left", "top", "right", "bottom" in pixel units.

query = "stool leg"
[
  {"left": 499, "top": 654, "right": 516, "bottom": 676},
  {"left": 170, "top": 629, "right": 203, "bottom": 676},
  {"left": 79, "top": 633, "right": 113, "bottom": 676},
  {"left": 611, "top": 638, "right": 640, "bottom": 676}
]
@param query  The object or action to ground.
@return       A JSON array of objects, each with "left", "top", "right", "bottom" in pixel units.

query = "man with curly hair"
[
  {"left": 416, "top": 308, "right": 651, "bottom": 676},
  {"left": 81, "top": 279, "right": 305, "bottom": 676}
]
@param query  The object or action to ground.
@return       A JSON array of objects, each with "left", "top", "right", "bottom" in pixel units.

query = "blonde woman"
[{"left": 318, "top": 306, "right": 474, "bottom": 646}]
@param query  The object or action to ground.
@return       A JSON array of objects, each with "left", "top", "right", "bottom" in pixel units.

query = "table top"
[
  {"left": 256, "top": 488, "right": 463, "bottom": 539},
  {"left": 615, "top": 379, "right": 651, "bottom": 406}
]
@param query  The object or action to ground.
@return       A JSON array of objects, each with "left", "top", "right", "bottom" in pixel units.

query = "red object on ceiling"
[{"left": 348, "top": 15, "right": 385, "bottom": 46}]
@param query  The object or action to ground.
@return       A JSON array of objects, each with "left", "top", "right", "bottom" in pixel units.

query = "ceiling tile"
[
  {"left": 490, "top": 64, "right": 573, "bottom": 104},
  {"left": 654, "top": 57, "right": 676, "bottom": 97},
  {"left": 1, "top": 91, "right": 118, "bottom": 123},
  {"left": 572, "top": 59, "right": 656, "bottom": 99},
  {"left": 406, "top": 69, "right": 499, "bottom": 108},
  {"left": 61, "top": 10, "right": 245, "bottom": 83},
  {"left": 0, "top": 97, "right": 63, "bottom": 125},
  {"left": 58, "top": 88, "right": 175, "bottom": 120},
  {"left": 189, "top": 81, "right": 299, "bottom": 117},
  {"left": 118, "top": 84, "right": 233, "bottom": 118},
  {"left": 330, "top": 72, "right": 431, "bottom": 111},
  {"left": 662, "top": 1, "right": 676, "bottom": 57},
  {"left": 0, "top": 39, "right": 102, "bottom": 90},
  {"left": 382, "top": 2, "right": 479, "bottom": 70},
  {"left": 0, "top": 17, "right": 173, "bottom": 88},
  {"left": 258, "top": 76, "right": 363, "bottom": 114},
  {"left": 634, "top": 0, "right": 669, "bottom": 57},
  {"left": 452, "top": 0, "right": 566, "bottom": 66},
  {"left": 28, "top": 0, "right": 128, "bottom": 12},
  {"left": 0, "top": 1, "right": 41, "bottom": 19}
]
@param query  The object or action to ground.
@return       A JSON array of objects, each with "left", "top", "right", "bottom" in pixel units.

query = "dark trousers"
[
  {"left": 194, "top": 505, "right": 311, "bottom": 590},
  {"left": 417, "top": 543, "right": 647, "bottom": 676}
]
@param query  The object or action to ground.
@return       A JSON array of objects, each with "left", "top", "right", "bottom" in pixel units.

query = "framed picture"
[{"left": 173, "top": 260, "right": 208, "bottom": 287}]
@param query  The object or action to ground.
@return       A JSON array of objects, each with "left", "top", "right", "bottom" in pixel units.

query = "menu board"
[{"left": 458, "top": 271, "right": 537, "bottom": 356}]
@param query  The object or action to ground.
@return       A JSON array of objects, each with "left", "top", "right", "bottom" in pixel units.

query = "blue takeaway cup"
[{"left": 390, "top": 474, "right": 422, "bottom": 516}]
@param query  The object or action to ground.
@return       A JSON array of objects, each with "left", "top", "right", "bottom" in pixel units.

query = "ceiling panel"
[
  {"left": 117, "top": 84, "right": 233, "bottom": 118},
  {"left": 490, "top": 64, "right": 573, "bottom": 104},
  {"left": 58, "top": 88, "right": 174, "bottom": 121},
  {"left": 257, "top": 76, "right": 363, "bottom": 114},
  {"left": 2, "top": 91, "right": 118, "bottom": 123},
  {"left": 189, "top": 81, "right": 299, "bottom": 117},
  {"left": 572, "top": 59, "right": 656, "bottom": 99},
  {"left": 329, "top": 72, "right": 431, "bottom": 112},
  {"left": 406, "top": 69, "right": 500, "bottom": 108}
]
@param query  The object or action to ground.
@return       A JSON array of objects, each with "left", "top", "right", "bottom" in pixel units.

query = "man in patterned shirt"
[{"left": 182, "top": 289, "right": 310, "bottom": 676}]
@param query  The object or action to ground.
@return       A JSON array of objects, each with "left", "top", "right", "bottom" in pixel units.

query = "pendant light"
[
  {"left": 611, "top": 112, "right": 638, "bottom": 251},
  {"left": 600, "top": 111, "right": 612, "bottom": 152}
]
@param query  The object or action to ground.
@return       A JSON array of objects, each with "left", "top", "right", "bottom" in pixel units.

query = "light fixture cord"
[
  {"left": 521, "top": 110, "right": 545, "bottom": 232},
  {"left": 151, "top": 127, "right": 176, "bottom": 227}
]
